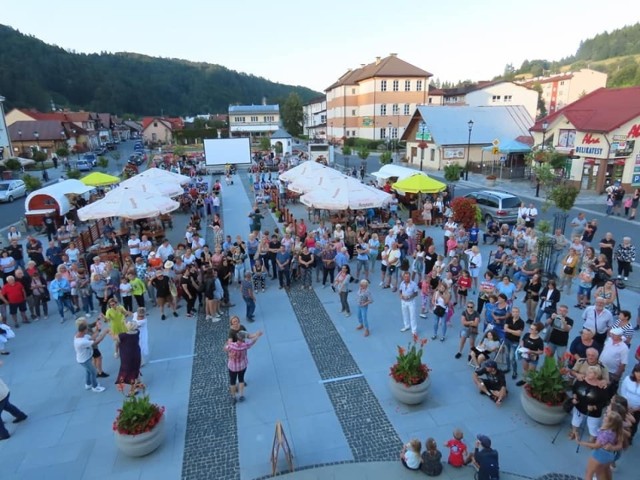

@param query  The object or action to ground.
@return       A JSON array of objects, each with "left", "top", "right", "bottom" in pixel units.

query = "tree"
[
  {"left": 66, "top": 169, "right": 82, "bottom": 179},
  {"left": 259, "top": 137, "right": 271, "bottom": 151},
  {"left": 281, "top": 92, "right": 303, "bottom": 136},
  {"left": 451, "top": 197, "right": 479, "bottom": 229},
  {"left": 4, "top": 158, "right": 22, "bottom": 171},
  {"left": 380, "top": 151, "right": 392, "bottom": 165},
  {"left": 32, "top": 150, "right": 47, "bottom": 170},
  {"left": 56, "top": 147, "right": 69, "bottom": 158},
  {"left": 21, "top": 174, "right": 41, "bottom": 191},
  {"left": 357, "top": 147, "right": 370, "bottom": 161}
]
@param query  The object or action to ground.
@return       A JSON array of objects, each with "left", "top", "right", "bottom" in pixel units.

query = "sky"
[{"left": 2, "top": 0, "right": 638, "bottom": 94}]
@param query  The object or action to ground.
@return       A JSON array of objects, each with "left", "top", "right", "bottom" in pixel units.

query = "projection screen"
[{"left": 203, "top": 138, "right": 251, "bottom": 166}]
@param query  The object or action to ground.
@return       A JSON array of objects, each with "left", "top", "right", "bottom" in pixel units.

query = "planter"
[
  {"left": 389, "top": 376, "right": 431, "bottom": 405},
  {"left": 485, "top": 178, "right": 497, "bottom": 187},
  {"left": 520, "top": 390, "right": 566, "bottom": 425},
  {"left": 114, "top": 413, "right": 166, "bottom": 457}
]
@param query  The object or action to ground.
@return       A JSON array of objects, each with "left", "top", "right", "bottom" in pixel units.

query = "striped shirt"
[{"left": 225, "top": 339, "right": 256, "bottom": 372}]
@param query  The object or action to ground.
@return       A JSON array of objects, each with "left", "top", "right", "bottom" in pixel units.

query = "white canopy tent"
[
  {"left": 24, "top": 179, "right": 95, "bottom": 217},
  {"left": 300, "top": 177, "right": 392, "bottom": 210},
  {"left": 77, "top": 186, "right": 180, "bottom": 221},
  {"left": 119, "top": 175, "right": 184, "bottom": 197},
  {"left": 280, "top": 161, "right": 350, "bottom": 194}
]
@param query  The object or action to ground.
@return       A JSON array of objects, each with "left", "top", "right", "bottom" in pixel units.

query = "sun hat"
[{"left": 164, "top": 260, "right": 174, "bottom": 269}]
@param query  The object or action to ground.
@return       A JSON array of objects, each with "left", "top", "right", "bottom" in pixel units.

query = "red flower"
[{"left": 543, "top": 346, "right": 553, "bottom": 357}]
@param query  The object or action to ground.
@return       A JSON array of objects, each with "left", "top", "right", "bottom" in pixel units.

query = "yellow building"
[{"left": 325, "top": 54, "right": 431, "bottom": 142}]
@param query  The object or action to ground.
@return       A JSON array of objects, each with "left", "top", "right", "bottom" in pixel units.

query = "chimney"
[
  {"left": 389, "top": 53, "right": 397, "bottom": 57},
  {"left": 375, "top": 56, "right": 381, "bottom": 65},
  {"left": 262, "top": 96, "right": 266, "bottom": 106}
]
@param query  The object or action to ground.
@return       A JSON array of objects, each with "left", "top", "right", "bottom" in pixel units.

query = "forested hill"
[
  {"left": 0, "top": 25, "right": 321, "bottom": 116},
  {"left": 506, "top": 22, "right": 640, "bottom": 87}
]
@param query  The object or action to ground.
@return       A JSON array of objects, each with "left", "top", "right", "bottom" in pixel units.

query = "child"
[
  {"left": 400, "top": 438, "right": 422, "bottom": 471},
  {"left": 421, "top": 437, "right": 443, "bottom": 476},
  {"left": 119, "top": 277, "right": 133, "bottom": 312},
  {"left": 444, "top": 428, "right": 468, "bottom": 468},
  {"left": 457, "top": 270, "right": 472, "bottom": 307}
]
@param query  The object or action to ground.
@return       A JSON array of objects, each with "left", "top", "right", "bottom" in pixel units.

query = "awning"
[
  {"left": 25, "top": 208, "right": 56, "bottom": 215},
  {"left": 481, "top": 139, "right": 531, "bottom": 154}
]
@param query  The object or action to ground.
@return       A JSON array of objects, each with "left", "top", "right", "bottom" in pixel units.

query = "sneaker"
[
  {"left": 262, "top": 289, "right": 265, "bottom": 293},
  {"left": 512, "top": 372, "right": 518, "bottom": 380},
  {"left": 455, "top": 352, "right": 462, "bottom": 359},
  {"left": 13, "top": 414, "right": 27, "bottom": 424},
  {"left": 85, "top": 312, "right": 92, "bottom": 317},
  {"left": 173, "top": 312, "right": 178, "bottom": 318},
  {"left": 84, "top": 384, "right": 92, "bottom": 390},
  {"left": 419, "top": 313, "right": 427, "bottom": 318},
  {"left": 59, "top": 318, "right": 65, "bottom": 324},
  {"left": 231, "top": 396, "right": 237, "bottom": 405},
  {"left": 238, "top": 396, "right": 245, "bottom": 402},
  {"left": 516, "top": 380, "right": 525, "bottom": 387},
  {"left": 92, "top": 386, "right": 106, "bottom": 393},
  {"left": 161, "top": 314, "right": 166, "bottom": 320},
  {"left": 440, "top": 337, "right": 445, "bottom": 342},
  {"left": 400, "top": 326, "right": 410, "bottom": 332},
  {"left": 97, "top": 372, "right": 110, "bottom": 378},
  {"left": 211, "top": 316, "right": 221, "bottom": 323},
  {"left": 379, "top": 282, "right": 384, "bottom": 286},
  {"left": 624, "top": 277, "right": 628, "bottom": 281},
  {"left": 431, "top": 335, "right": 437, "bottom": 340}
]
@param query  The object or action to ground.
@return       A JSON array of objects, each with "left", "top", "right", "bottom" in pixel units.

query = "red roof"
[
  {"left": 531, "top": 87, "right": 640, "bottom": 133},
  {"left": 141, "top": 117, "right": 183, "bottom": 131}
]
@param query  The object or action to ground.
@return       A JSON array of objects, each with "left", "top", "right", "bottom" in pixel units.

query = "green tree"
[
  {"left": 357, "top": 147, "right": 370, "bottom": 161},
  {"left": 22, "top": 174, "right": 42, "bottom": 191},
  {"left": 173, "top": 146, "right": 186, "bottom": 158},
  {"left": 67, "top": 169, "right": 82, "bottom": 179},
  {"left": 380, "top": 151, "right": 392, "bottom": 165},
  {"left": 4, "top": 158, "right": 22, "bottom": 171},
  {"left": 281, "top": 92, "right": 303, "bottom": 136},
  {"left": 56, "top": 147, "right": 69, "bottom": 158},
  {"left": 32, "top": 150, "right": 47, "bottom": 170}
]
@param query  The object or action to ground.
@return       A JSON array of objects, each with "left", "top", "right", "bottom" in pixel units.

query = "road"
[{"left": 0, "top": 141, "right": 140, "bottom": 229}]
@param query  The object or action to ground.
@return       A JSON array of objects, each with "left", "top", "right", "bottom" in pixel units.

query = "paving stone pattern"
[
  {"left": 535, "top": 476, "right": 581, "bottom": 480},
  {"left": 240, "top": 172, "right": 402, "bottom": 462},
  {"left": 181, "top": 188, "right": 238, "bottom": 480}
]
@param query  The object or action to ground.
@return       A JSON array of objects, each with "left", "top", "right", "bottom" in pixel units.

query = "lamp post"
[
  {"left": 386, "top": 122, "right": 393, "bottom": 163},
  {"left": 464, "top": 120, "right": 474, "bottom": 180},
  {"left": 18, "top": 129, "right": 22, "bottom": 156},
  {"left": 536, "top": 120, "right": 549, "bottom": 198}
]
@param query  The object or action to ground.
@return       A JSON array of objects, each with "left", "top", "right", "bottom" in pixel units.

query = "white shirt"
[
  {"left": 157, "top": 244, "right": 175, "bottom": 262},
  {"left": 139, "top": 240, "right": 152, "bottom": 257},
  {"left": 620, "top": 375, "right": 640, "bottom": 409},
  {"left": 398, "top": 280, "right": 418, "bottom": 301},
  {"left": 74, "top": 335, "right": 94, "bottom": 363},
  {"left": 128, "top": 238, "right": 141, "bottom": 255},
  {"left": 599, "top": 338, "right": 629, "bottom": 374},
  {"left": 582, "top": 307, "right": 613, "bottom": 335}
]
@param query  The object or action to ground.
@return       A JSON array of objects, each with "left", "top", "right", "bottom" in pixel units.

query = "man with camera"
[
  {"left": 545, "top": 304, "right": 574, "bottom": 357},
  {"left": 470, "top": 434, "right": 500, "bottom": 480}
]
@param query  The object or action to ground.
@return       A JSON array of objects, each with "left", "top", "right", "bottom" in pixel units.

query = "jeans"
[
  {"left": 300, "top": 266, "right": 312, "bottom": 287},
  {"left": 433, "top": 315, "right": 447, "bottom": 337},
  {"left": 81, "top": 294, "right": 94, "bottom": 314},
  {"left": 549, "top": 250, "right": 563, "bottom": 274},
  {"left": 234, "top": 264, "right": 245, "bottom": 283},
  {"left": 56, "top": 295, "right": 77, "bottom": 319},
  {"left": 322, "top": 267, "right": 335, "bottom": 285},
  {"left": 244, "top": 296, "right": 256, "bottom": 319},
  {"left": 0, "top": 393, "right": 26, "bottom": 437},
  {"left": 535, "top": 306, "right": 551, "bottom": 324},
  {"left": 356, "top": 259, "right": 369, "bottom": 279},
  {"left": 503, "top": 338, "right": 518, "bottom": 373},
  {"left": 278, "top": 269, "right": 291, "bottom": 287},
  {"left": 339, "top": 291, "right": 350, "bottom": 313},
  {"left": 358, "top": 305, "right": 369, "bottom": 329},
  {"left": 80, "top": 357, "right": 98, "bottom": 388}
]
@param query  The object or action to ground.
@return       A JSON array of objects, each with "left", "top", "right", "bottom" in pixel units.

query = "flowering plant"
[
  {"left": 112, "top": 383, "right": 165, "bottom": 435},
  {"left": 523, "top": 349, "right": 572, "bottom": 406},
  {"left": 389, "top": 334, "right": 430, "bottom": 386}
]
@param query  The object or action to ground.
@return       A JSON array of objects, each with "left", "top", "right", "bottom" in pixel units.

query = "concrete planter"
[
  {"left": 389, "top": 376, "right": 431, "bottom": 405},
  {"left": 520, "top": 390, "right": 566, "bottom": 425},
  {"left": 114, "top": 413, "right": 166, "bottom": 457}
]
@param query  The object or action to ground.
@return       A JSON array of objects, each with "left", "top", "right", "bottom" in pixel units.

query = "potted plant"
[
  {"left": 113, "top": 383, "right": 166, "bottom": 457},
  {"left": 485, "top": 174, "right": 497, "bottom": 186},
  {"left": 389, "top": 334, "right": 431, "bottom": 405},
  {"left": 520, "top": 348, "right": 571, "bottom": 425}
]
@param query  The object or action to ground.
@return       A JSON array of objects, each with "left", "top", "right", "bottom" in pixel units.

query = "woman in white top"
[
  {"left": 405, "top": 219, "right": 417, "bottom": 255},
  {"left": 65, "top": 241, "right": 80, "bottom": 263},
  {"left": 333, "top": 224, "right": 345, "bottom": 241},
  {"left": 132, "top": 307, "right": 149, "bottom": 365},
  {"left": 465, "top": 246, "right": 482, "bottom": 293},
  {"left": 400, "top": 439, "right": 422, "bottom": 471},
  {"left": 6, "top": 226, "right": 21, "bottom": 243},
  {"left": 517, "top": 202, "right": 529, "bottom": 225},
  {"left": 443, "top": 218, "right": 457, "bottom": 256}
]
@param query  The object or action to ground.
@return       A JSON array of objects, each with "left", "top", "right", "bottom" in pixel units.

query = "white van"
[{"left": 370, "top": 164, "right": 426, "bottom": 188}]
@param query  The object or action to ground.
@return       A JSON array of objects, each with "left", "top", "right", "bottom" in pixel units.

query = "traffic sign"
[
  {"left": 492, "top": 139, "right": 500, "bottom": 146},
  {"left": 633, "top": 173, "right": 640, "bottom": 186},
  {"left": 492, "top": 146, "right": 500, "bottom": 155}
]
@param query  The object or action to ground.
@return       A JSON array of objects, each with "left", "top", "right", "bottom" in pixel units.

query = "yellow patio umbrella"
[
  {"left": 80, "top": 172, "right": 121, "bottom": 187},
  {"left": 391, "top": 174, "right": 446, "bottom": 194}
]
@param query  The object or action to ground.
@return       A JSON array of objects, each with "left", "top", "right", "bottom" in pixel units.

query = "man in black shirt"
[
  {"left": 473, "top": 360, "right": 507, "bottom": 405},
  {"left": 26, "top": 236, "right": 45, "bottom": 267},
  {"left": 471, "top": 435, "right": 500, "bottom": 480},
  {"left": 423, "top": 245, "right": 437, "bottom": 275},
  {"left": 148, "top": 270, "right": 176, "bottom": 320},
  {"left": 545, "top": 304, "right": 573, "bottom": 357},
  {"left": 7, "top": 240, "right": 25, "bottom": 270},
  {"left": 267, "top": 235, "right": 281, "bottom": 280}
]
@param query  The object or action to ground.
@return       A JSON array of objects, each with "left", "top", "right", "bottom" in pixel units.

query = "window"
[
  {"left": 153, "top": 122, "right": 158, "bottom": 127},
  {"left": 492, "top": 95, "right": 501, "bottom": 102},
  {"left": 250, "top": 116, "right": 258, "bottom": 122},
  {"left": 392, "top": 80, "right": 399, "bottom": 92},
  {"left": 557, "top": 129, "right": 576, "bottom": 148},
  {"left": 560, "top": 81, "right": 565, "bottom": 86},
  {"left": 351, "top": 88, "right": 356, "bottom": 94},
  {"left": 352, "top": 130, "right": 356, "bottom": 136},
  {"left": 405, "top": 80, "right": 411, "bottom": 91},
  {"left": 352, "top": 109, "right": 356, "bottom": 116},
  {"left": 430, "top": 149, "right": 435, "bottom": 162},
  {"left": 428, "top": 97, "right": 433, "bottom": 104},
  {"left": 380, "top": 104, "right": 387, "bottom": 116},
  {"left": 381, "top": 80, "right": 387, "bottom": 92},
  {"left": 234, "top": 116, "right": 245, "bottom": 122},
  {"left": 416, "top": 80, "right": 423, "bottom": 91},
  {"left": 320, "top": 114, "right": 326, "bottom": 123},
  {"left": 392, "top": 127, "right": 398, "bottom": 139},
  {"left": 380, "top": 128, "right": 387, "bottom": 139},
  {"left": 503, "top": 95, "right": 512, "bottom": 102},
  {"left": 404, "top": 104, "right": 410, "bottom": 115},
  {"left": 392, "top": 104, "right": 399, "bottom": 115}
]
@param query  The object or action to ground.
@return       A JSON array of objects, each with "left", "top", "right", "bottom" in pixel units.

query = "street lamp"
[
  {"left": 464, "top": 120, "right": 474, "bottom": 180},
  {"left": 418, "top": 124, "right": 427, "bottom": 172},
  {"left": 17, "top": 129, "right": 22, "bottom": 155},
  {"left": 536, "top": 120, "right": 549, "bottom": 198},
  {"left": 387, "top": 122, "right": 393, "bottom": 163}
]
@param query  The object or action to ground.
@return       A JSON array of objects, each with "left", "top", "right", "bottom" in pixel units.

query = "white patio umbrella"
[
  {"left": 278, "top": 160, "right": 325, "bottom": 182},
  {"left": 77, "top": 186, "right": 180, "bottom": 221},
  {"left": 132, "top": 167, "right": 191, "bottom": 185},
  {"left": 284, "top": 163, "right": 350, "bottom": 194},
  {"left": 300, "top": 177, "right": 392, "bottom": 210},
  {"left": 119, "top": 175, "right": 184, "bottom": 197}
]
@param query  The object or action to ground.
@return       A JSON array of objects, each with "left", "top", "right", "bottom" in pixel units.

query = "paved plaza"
[{"left": 0, "top": 168, "right": 637, "bottom": 479}]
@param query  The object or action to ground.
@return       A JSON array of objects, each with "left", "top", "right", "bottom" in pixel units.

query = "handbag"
[
  {"left": 434, "top": 305, "right": 446, "bottom": 317},
  {"left": 563, "top": 266, "right": 574, "bottom": 275},
  {"left": 562, "top": 397, "right": 574, "bottom": 414},
  {"left": 169, "top": 282, "right": 178, "bottom": 297}
]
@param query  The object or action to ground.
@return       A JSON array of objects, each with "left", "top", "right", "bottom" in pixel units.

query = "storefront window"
[{"left": 558, "top": 129, "right": 576, "bottom": 148}]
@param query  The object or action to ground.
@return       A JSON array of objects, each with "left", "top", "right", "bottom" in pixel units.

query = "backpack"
[
  {"left": 614, "top": 188, "right": 625, "bottom": 201},
  {"left": 477, "top": 449, "right": 500, "bottom": 480}
]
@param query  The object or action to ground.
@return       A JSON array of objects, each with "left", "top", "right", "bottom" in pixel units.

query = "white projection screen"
[{"left": 203, "top": 138, "right": 251, "bottom": 166}]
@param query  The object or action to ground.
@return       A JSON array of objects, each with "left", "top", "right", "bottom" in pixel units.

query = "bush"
[
  {"left": 22, "top": 174, "right": 42, "bottom": 191},
  {"left": 97, "top": 156, "right": 109, "bottom": 169},
  {"left": 549, "top": 184, "right": 579, "bottom": 211},
  {"left": 380, "top": 151, "right": 392, "bottom": 165},
  {"left": 342, "top": 145, "right": 352, "bottom": 155},
  {"left": 451, "top": 197, "right": 479, "bottom": 229},
  {"left": 4, "top": 158, "right": 22, "bottom": 171},
  {"left": 443, "top": 164, "right": 461, "bottom": 182},
  {"left": 67, "top": 169, "right": 82, "bottom": 179},
  {"left": 357, "top": 148, "right": 370, "bottom": 161}
]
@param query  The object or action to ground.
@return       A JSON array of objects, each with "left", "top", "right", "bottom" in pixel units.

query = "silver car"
[
  {"left": 0, "top": 179, "right": 27, "bottom": 203},
  {"left": 464, "top": 190, "right": 522, "bottom": 224}
]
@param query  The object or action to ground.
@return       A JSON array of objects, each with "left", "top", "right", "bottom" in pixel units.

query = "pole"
[{"left": 465, "top": 120, "right": 473, "bottom": 180}]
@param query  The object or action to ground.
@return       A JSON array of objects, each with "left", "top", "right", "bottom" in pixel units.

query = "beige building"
[
  {"left": 517, "top": 68, "right": 607, "bottom": 115},
  {"left": 325, "top": 54, "right": 431, "bottom": 142},
  {"left": 428, "top": 81, "right": 539, "bottom": 121},
  {"left": 530, "top": 86, "right": 640, "bottom": 192},
  {"left": 303, "top": 96, "right": 327, "bottom": 141},
  {"left": 228, "top": 105, "right": 279, "bottom": 138}
]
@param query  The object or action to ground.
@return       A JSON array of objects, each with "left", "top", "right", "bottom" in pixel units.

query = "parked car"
[
  {"left": 464, "top": 190, "right": 522, "bottom": 224},
  {"left": 83, "top": 153, "right": 98, "bottom": 167},
  {"left": 76, "top": 159, "right": 93, "bottom": 172},
  {"left": 128, "top": 154, "right": 144, "bottom": 166},
  {"left": 0, "top": 180, "right": 27, "bottom": 203},
  {"left": 93, "top": 147, "right": 107, "bottom": 156}
]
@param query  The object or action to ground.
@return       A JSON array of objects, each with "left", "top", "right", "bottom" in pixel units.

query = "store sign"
[
  {"left": 575, "top": 146, "right": 604, "bottom": 156},
  {"left": 443, "top": 148, "right": 465, "bottom": 159},
  {"left": 416, "top": 122, "right": 432, "bottom": 142},
  {"left": 582, "top": 133, "right": 600, "bottom": 144},
  {"left": 633, "top": 153, "right": 640, "bottom": 187},
  {"left": 628, "top": 124, "right": 640, "bottom": 139},
  {"left": 612, "top": 139, "right": 635, "bottom": 157}
]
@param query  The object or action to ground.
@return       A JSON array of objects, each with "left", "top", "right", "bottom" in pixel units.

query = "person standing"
[
  {"left": 74, "top": 320, "right": 109, "bottom": 393},
  {"left": 276, "top": 245, "right": 291, "bottom": 289},
  {"left": 115, "top": 322, "right": 142, "bottom": 396},
  {"left": 455, "top": 301, "right": 481, "bottom": 359},
  {"left": 0, "top": 363, "right": 28, "bottom": 440},
  {"left": 504, "top": 306, "right": 525, "bottom": 379},
  {"left": 241, "top": 272, "right": 256, "bottom": 323},
  {"left": 356, "top": 279, "right": 373, "bottom": 337},
  {"left": 545, "top": 304, "right": 574, "bottom": 357},
  {"left": 148, "top": 270, "right": 177, "bottom": 320},
  {"left": 398, "top": 271, "right": 419, "bottom": 335},
  {"left": 333, "top": 265, "right": 352, "bottom": 317},
  {"left": 613, "top": 236, "right": 636, "bottom": 281},
  {"left": 582, "top": 298, "right": 614, "bottom": 345},
  {"left": 599, "top": 327, "right": 629, "bottom": 397},
  {"left": 0, "top": 275, "right": 30, "bottom": 328},
  {"left": 224, "top": 329, "right": 263, "bottom": 404}
]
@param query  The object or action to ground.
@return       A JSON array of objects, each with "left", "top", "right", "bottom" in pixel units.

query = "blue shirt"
[
  {"left": 276, "top": 251, "right": 291, "bottom": 271},
  {"left": 469, "top": 227, "right": 479, "bottom": 243},
  {"left": 496, "top": 282, "right": 516, "bottom": 299}
]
